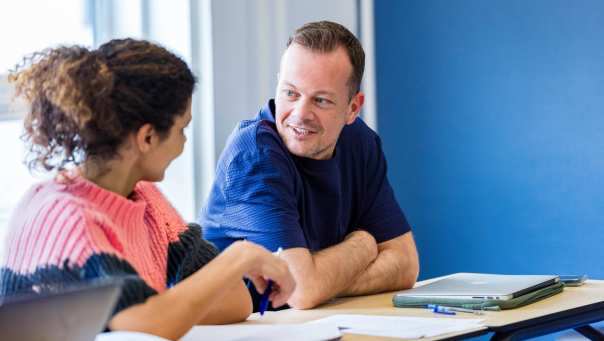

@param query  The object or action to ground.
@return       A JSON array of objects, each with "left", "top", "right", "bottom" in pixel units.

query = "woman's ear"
[{"left": 135, "top": 123, "right": 157, "bottom": 153}]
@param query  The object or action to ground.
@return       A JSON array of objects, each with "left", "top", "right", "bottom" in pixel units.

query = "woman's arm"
[
  {"left": 108, "top": 241, "right": 295, "bottom": 340},
  {"left": 196, "top": 279, "right": 252, "bottom": 325}
]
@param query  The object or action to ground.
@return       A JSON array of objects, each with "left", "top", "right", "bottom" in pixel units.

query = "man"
[{"left": 199, "top": 21, "right": 419, "bottom": 309}]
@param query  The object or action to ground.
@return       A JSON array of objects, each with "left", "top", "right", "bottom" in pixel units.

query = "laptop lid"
[
  {"left": 0, "top": 278, "right": 122, "bottom": 341},
  {"left": 395, "top": 273, "right": 559, "bottom": 300}
]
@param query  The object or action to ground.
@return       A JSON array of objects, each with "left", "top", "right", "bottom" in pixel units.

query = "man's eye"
[
  {"left": 315, "top": 97, "right": 332, "bottom": 105},
  {"left": 286, "top": 90, "right": 296, "bottom": 97}
]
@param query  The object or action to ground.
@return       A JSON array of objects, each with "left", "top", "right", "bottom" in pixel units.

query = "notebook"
[
  {"left": 0, "top": 278, "right": 122, "bottom": 341},
  {"left": 395, "top": 273, "right": 559, "bottom": 301}
]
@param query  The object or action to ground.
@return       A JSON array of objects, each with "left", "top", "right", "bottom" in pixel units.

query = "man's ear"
[
  {"left": 135, "top": 123, "right": 157, "bottom": 153},
  {"left": 346, "top": 91, "right": 365, "bottom": 125}
]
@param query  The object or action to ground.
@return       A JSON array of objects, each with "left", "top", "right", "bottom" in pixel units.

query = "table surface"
[{"left": 244, "top": 279, "right": 604, "bottom": 340}]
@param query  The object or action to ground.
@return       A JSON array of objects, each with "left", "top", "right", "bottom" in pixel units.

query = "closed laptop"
[
  {"left": 395, "top": 273, "right": 559, "bottom": 301},
  {"left": 0, "top": 278, "right": 122, "bottom": 341}
]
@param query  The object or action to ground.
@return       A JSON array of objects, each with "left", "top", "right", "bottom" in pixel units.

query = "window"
[
  {"left": 0, "top": 0, "right": 209, "bottom": 257},
  {"left": 0, "top": 0, "right": 93, "bottom": 238},
  {"left": 0, "top": 1, "right": 93, "bottom": 74}
]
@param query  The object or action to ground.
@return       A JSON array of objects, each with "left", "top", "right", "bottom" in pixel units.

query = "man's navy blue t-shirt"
[{"left": 199, "top": 100, "right": 411, "bottom": 252}]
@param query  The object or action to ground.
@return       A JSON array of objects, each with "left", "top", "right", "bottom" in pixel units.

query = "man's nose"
[{"left": 291, "top": 97, "right": 314, "bottom": 122}]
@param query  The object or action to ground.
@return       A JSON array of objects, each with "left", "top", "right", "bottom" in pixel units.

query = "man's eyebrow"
[
  {"left": 282, "top": 81, "right": 298, "bottom": 89},
  {"left": 283, "top": 82, "right": 336, "bottom": 97},
  {"left": 314, "top": 90, "right": 337, "bottom": 97}
]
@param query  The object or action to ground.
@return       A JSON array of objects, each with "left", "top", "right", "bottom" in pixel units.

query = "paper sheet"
[
  {"left": 179, "top": 323, "right": 341, "bottom": 341},
  {"left": 309, "top": 314, "right": 484, "bottom": 339},
  {"left": 97, "top": 314, "right": 483, "bottom": 340},
  {"left": 96, "top": 331, "right": 170, "bottom": 341}
]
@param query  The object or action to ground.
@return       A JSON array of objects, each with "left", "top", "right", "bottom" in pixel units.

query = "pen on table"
[
  {"left": 427, "top": 304, "right": 484, "bottom": 315},
  {"left": 432, "top": 306, "right": 456, "bottom": 315},
  {"left": 259, "top": 247, "right": 283, "bottom": 316}
]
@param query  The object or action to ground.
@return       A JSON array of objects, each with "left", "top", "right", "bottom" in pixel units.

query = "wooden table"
[{"left": 245, "top": 280, "right": 604, "bottom": 340}]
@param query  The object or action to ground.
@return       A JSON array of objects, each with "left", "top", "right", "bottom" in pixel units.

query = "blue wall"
[{"left": 375, "top": 0, "right": 604, "bottom": 282}]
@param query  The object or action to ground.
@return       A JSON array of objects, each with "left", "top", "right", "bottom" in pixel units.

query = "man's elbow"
[
  {"left": 287, "top": 296, "right": 320, "bottom": 310},
  {"left": 399, "top": 272, "right": 418, "bottom": 290},
  {"left": 286, "top": 283, "right": 324, "bottom": 309},
  {"left": 399, "top": 260, "right": 419, "bottom": 289}
]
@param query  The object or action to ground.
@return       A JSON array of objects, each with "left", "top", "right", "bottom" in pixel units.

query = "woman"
[{"left": 0, "top": 39, "right": 295, "bottom": 340}]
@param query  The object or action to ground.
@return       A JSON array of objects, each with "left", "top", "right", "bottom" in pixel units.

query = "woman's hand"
[{"left": 227, "top": 241, "right": 295, "bottom": 308}]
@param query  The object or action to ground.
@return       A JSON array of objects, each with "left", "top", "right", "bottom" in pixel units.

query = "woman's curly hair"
[{"left": 9, "top": 38, "right": 196, "bottom": 173}]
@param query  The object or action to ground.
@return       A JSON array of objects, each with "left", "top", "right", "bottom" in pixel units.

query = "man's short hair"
[{"left": 287, "top": 21, "right": 365, "bottom": 99}]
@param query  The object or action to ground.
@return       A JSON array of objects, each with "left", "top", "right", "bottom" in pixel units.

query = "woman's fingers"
[
  {"left": 269, "top": 284, "right": 291, "bottom": 308},
  {"left": 247, "top": 275, "right": 268, "bottom": 294},
  {"left": 262, "top": 259, "right": 295, "bottom": 307},
  {"left": 238, "top": 241, "right": 296, "bottom": 306}
]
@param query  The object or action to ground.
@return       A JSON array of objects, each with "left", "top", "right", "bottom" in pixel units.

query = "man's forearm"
[
  {"left": 340, "top": 232, "right": 419, "bottom": 296},
  {"left": 284, "top": 230, "right": 378, "bottom": 309}
]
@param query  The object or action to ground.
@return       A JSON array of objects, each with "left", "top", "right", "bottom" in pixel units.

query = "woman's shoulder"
[
  {"left": 9, "top": 177, "right": 86, "bottom": 224},
  {"left": 4, "top": 177, "right": 125, "bottom": 271}
]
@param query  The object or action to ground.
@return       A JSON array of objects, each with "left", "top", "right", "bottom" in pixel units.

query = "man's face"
[{"left": 274, "top": 43, "right": 364, "bottom": 160}]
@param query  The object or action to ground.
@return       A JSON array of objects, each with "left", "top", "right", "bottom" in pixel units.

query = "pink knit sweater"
[{"left": 3, "top": 172, "right": 188, "bottom": 293}]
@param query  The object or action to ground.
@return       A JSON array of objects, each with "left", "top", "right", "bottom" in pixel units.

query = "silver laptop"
[
  {"left": 0, "top": 278, "right": 122, "bottom": 340},
  {"left": 395, "top": 273, "right": 559, "bottom": 300}
]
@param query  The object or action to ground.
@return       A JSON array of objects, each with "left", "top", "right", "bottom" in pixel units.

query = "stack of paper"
[
  {"left": 309, "top": 314, "right": 484, "bottom": 339},
  {"left": 98, "top": 314, "right": 484, "bottom": 340},
  {"left": 180, "top": 323, "right": 341, "bottom": 341},
  {"left": 97, "top": 331, "right": 170, "bottom": 341}
]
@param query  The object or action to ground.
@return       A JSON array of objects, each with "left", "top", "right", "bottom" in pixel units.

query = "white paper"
[
  {"left": 96, "top": 331, "right": 170, "bottom": 341},
  {"left": 309, "top": 314, "right": 484, "bottom": 339},
  {"left": 179, "top": 323, "right": 341, "bottom": 341}
]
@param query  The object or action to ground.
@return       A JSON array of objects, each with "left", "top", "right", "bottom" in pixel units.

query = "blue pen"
[
  {"left": 427, "top": 304, "right": 484, "bottom": 315},
  {"left": 259, "top": 247, "right": 283, "bottom": 316},
  {"left": 430, "top": 305, "right": 456, "bottom": 315},
  {"left": 258, "top": 280, "right": 273, "bottom": 315}
]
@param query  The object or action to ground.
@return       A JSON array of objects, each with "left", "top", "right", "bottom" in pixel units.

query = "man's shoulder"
[{"left": 221, "top": 116, "right": 290, "bottom": 164}]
